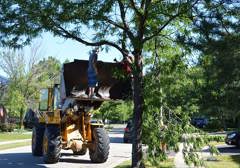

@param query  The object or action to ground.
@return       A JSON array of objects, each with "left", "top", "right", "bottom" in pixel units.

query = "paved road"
[
  {"left": 0, "top": 126, "right": 132, "bottom": 168},
  {"left": 202, "top": 144, "right": 240, "bottom": 156}
]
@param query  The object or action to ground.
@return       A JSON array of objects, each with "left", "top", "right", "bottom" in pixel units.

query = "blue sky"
[
  {"left": 32, "top": 32, "right": 121, "bottom": 62},
  {"left": 0, "top": 32, "right": 121, "bottom": 77}
]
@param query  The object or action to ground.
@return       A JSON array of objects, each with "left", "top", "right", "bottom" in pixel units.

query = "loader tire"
[
  {"left": 237, "top": 139, "right": 240, "bottom": 149},
  {"left": 43, "top": 124, "right": 61, "bottom": 164},
  {"left": 32, "top": 123, "right": 45, "bottom": 156},
  {"left": 89, "top": 128, "right": 110, "bottom": 163}
]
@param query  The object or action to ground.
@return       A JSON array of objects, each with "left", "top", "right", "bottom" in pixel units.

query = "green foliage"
[
  {"left": 0, "top": 49, "right": 61, "bottom": 127},
  {"left": 178, "top": 1, "right": 240, "bottom": 128},
  {"left": 5, "top": 88, "right": 26, "bottom": 117},
  {"left": 0, "top": 1, "right": 238, "bottom": 167},
  {"left": 36, "top": 56, "right": 61, "bottom": 86},
  {"left": 94, "top": 101, "right": 133, "bottom": 123},
  {"left": 208, "top": 145, "right": 220, "bottom": 157},
  {"left": 207, "top": 135, "right": 225, "bottom": 143},
  {"left": 143, "top": 34, "right": 214, "bottom": 166},
  {"left": 0, "top": 123, "right": 17, "bottom": 132},
  {"left": 198, "top": 35, "right": 240, "bottom": 126}
]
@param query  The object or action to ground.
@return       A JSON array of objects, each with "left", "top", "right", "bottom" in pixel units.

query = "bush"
[
  {"left": 204, "top": 119, "right": 222, "bottom": 131},
  {"left": 0, "top": 123, "right": 17, "bottom": 132},
  {"left": 207, "top": 135, "right": 225, "bottom": 142}
]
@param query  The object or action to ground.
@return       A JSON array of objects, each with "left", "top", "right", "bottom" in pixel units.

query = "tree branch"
[
  {"left": 130, "top": 0, "right": 142, "bottom": 17},
  {"left": 117, "top": 0, "right": 135, "bottom": 41},
  {"left": 103, "top": 17, "right": 126, "bottom": 30},
  {"left": 138, "top": 0, "right": 151, "bottom": 40},
  {"left": 143, "top": 13, "right": 179, "bottom": 43},
  {"left": 55, "top": 25, "right": 125, "bottom": 55},
  {"left": 143, "top": 0, "right": 200, "bottom": 43}
]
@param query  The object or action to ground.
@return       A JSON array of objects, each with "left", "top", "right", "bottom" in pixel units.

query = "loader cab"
[
  {"left": 39, "top": 84, "right": 61, "bottom": 112},
  {"left": 38, "top": 84, "right": 61, "bottom": 124}
]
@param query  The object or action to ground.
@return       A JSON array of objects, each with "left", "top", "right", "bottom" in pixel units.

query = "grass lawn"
[
  {"left": 115, "top": 158, "right": 174, "bottom": 168},
  {"left": 206, "top": 155, "right": 240, "bottom": 168},
  {"left": 0, "top": 132, "right": 31, "bottom": 142},
  {"left": 0, "top": 141, "right": 31, "bottom": 150},
  {"left": 208, "top": 141, "right": 225, "bottom": 146},
  {"left": 114, "top": 160, "right": 131, "bottom": 168}
]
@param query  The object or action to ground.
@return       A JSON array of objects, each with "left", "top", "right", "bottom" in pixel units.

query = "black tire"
[
  {"left": 43, "top": 124, "right": 61, "bottom": 164},
  {"left": 237, "top": 138, "right": 240, "bottom": 149},
  {"left": 89, "top": 128, "right": 110, "bottom": 163},
  {"left": 73, "top": 147, "right": 87, "bottom": 155},
  {"left": 32, "top": 123, "right": 45, "bottom": 156},
  {"left": 123, "top": 137, "right": 128, "bottom": 143}
]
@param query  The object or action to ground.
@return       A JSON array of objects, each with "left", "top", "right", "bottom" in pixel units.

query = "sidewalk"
[
  {"left": 0, "top": 139, "right": 31, "bottom": 145},
  {"left": 174, "top": 143, "right": 190, "bottom": 168}
]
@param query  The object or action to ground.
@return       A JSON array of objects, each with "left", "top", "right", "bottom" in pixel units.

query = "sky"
[
  {"left": 32, "top": 32, "right": 121, "bottom": 62},
  {"left": 0, "top": 32, "right": 122, "bottom": 77}
]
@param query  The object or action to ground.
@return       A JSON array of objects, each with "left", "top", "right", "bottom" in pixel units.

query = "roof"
[{"left": 0, "top": 75, "right": 8, "bottom": 85}]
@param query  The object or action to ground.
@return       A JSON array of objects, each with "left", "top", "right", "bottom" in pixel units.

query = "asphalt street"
[{"left": 0, "top": 126, "right": 131, "bottom": 168}]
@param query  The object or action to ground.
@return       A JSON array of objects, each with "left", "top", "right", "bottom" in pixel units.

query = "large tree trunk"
[
  {"left": 20, "top": 107, "right": 24, "bottom": 129},
  {"left": 132, "top": 54, "right": 144, "bottom": 168}
]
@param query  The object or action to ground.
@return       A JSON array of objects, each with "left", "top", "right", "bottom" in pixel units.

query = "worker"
[
  {"left": 114, "top": 51, "right": 134, "bottom": 77},
  {"left": 88, "top": 47, "right": 99, "bottom": 99}
]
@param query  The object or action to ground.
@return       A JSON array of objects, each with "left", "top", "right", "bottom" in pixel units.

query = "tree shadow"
[
  {"left": 60, "top": 158, "right": 93, "bottom": 164},
  {"left": 0, "top": 152, "right": 46, "bottom": 168},
  {"left": 109, "top": 136, "right": 124, "bottom": 143},
  {"left": 202, "top": 145, "right": 240, "bottom": 154},
  {"left": 229, "top": 155, "right": 240, "bottom": 165},
  {"left": 217, "top": 145, "right": 240, "bottom": 154}
]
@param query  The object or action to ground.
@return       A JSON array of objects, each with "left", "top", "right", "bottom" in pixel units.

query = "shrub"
[
  {"left": 207, "top": 135, "right": 225, "bottom": 142},
  {"left": 0, "top": 123, "right": 17, "bottom": 132}
]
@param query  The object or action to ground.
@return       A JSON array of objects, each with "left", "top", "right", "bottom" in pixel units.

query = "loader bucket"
[{"left": 62, "top": 59, "right": 131, "bottom": 100}]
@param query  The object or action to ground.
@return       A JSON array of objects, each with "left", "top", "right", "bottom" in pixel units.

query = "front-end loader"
[{"left": 28, "top": 59, "right": 131, "bottom": 163}]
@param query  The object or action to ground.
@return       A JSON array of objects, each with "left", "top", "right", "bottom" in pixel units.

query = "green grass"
[
  {"left": 208, "top": 141, "right": 225, "bottom": 146},
  {"left": 0, "top": 141, "right": 31, "bottom": 150},
  {"left": 0, "top": 132, "right": 31, "bottom": 142},
  {"left": 114, "top": 160, "right": 131, "bottom": 168},
  {"left": 206, "top": 155, "right": 240, "bottom": 168},
  {"left": 115, "top": 158, "right": 174, "bottom": 168}
]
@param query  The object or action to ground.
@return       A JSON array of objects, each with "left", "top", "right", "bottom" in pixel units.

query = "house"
[{"left": 0, "top": 74, "right": 8, "bottom": 86}]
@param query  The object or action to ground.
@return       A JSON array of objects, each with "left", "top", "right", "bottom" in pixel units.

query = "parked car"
[
  {"left": 225, "top": 131, "right": 240, "bottom": 148},
  {"left": 191, "top": 117, "right": 208, "bottom": 128},
  {"left": 123, "top": 120, "right": 133, "bottom": 143}
]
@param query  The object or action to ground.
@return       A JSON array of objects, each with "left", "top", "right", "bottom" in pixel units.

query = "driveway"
[{"left": 202, "top": 144, "right": 240, "bottom": 156}]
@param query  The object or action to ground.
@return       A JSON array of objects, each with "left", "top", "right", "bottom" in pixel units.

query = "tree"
[
  {"left": 0, "top": 46, "right": 61, "bottom": 128},
  {"left": 178, "top": 1, "right": 240, "bottom": 129},
  {"left": 143, "top": 33, "right": 206, "bottom": 165},
  {"left": 0, "top": 49, "right": 39, "bottom": 127},
  {"left": 0, "top": 1, "right": 196, "bottom": 166},
  {"left": 196, "top": 34, "right": 240, "bottom": 129},
  {"left": 36, "top": 56, "right": 61, "bottom": 86},
  {"left": 0, "top": 1, "right": 238, "bottom": 167},
  {"left": 95, "top": 101, "right": 133, "bottom": 124}
]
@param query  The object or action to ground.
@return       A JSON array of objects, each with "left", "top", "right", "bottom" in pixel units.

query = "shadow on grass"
[
  {"left": 217, "top": 146, "right": 240, "bottom": 154},
  {"left": 229, "top": 155, "right": 240, "bottom": 165}
]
